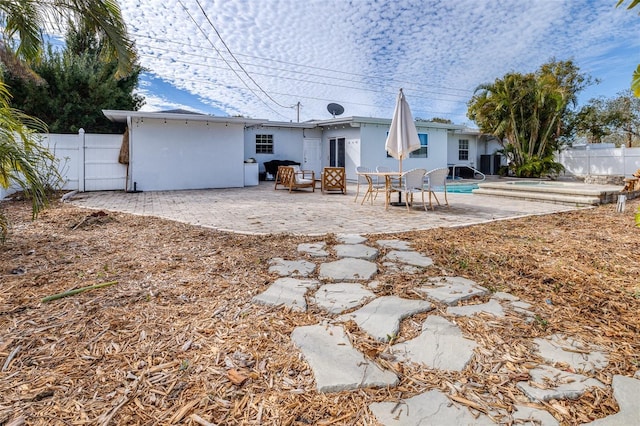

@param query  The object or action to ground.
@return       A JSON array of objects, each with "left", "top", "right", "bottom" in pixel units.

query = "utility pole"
[{"left": 296, "top": 102, "right": 301, "bottom": 123}]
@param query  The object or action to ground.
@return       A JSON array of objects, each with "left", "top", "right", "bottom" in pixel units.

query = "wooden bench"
[{"left": 274, "top": 166, "right": 315, "bottom": 192}]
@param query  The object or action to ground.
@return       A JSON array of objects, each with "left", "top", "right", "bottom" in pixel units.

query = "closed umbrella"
[
  {"left": 385, "top": 89, "right": 421, "bottom": 205},
  {"left": 385, "top": 88, "right": 421, "bottom": 174}
]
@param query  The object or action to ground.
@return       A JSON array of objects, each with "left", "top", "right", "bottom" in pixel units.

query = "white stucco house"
[{"left": 103, "top": 109, "right": 503, "bottom": 192}]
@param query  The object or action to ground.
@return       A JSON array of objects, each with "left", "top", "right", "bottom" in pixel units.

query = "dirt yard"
[{"left": 0, "top": 197, "right": 638, "bottom": 425}]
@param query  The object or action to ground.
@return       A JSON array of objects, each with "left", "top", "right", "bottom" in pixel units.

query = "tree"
[
  {"left": 574, "top": 91, "right": 640, "bottom": 146},
  {"left": 5, "top": 23, "right": 145, "bottom": 133},
  {"left": 617, "top": 0, "right": 640, "bottom": 96},
  {"left": 0, "top": 0, "right": 134, "bottom": 80},
  {"left": 573, "top": 98, "right": 613, "bottom": 144},
  {"left": 429, "top": 117, "right": 453, "bottom": 124},
  {"left": 467, "top": 59, "right": 592, "bottom": 177},
  {"left": 0, "top": 0, "right": 135, "bottom": 240}
]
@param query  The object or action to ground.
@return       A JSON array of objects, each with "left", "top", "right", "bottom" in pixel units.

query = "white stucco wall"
[
  {"left": 129, "top": 118, "right": 245, "bottom": 191},
  {"left": 357, "top": 123, "right": 449, "bottom": 174},
  {"left": 447, "top": 133, "right": 479, "bottom": 167},
  {"left": 244, "top": 126, "right": 321, "bottom": 174}
]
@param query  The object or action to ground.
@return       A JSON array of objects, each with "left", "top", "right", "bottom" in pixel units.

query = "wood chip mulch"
[{"left": 0, "top": 196, "right": 638, "bottom": 425}]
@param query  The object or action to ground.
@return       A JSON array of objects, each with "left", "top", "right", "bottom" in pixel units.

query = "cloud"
[{"left": 120, "top": 0, "right": 639, "bottom": 124}]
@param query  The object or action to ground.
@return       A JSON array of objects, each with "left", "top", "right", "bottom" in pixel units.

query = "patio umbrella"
[{"left": 384, "top": 88, "right": 421, "bottom": 173}]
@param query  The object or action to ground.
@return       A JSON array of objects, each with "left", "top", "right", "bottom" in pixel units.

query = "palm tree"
[
  {"left": 0, "top": 0, "right": 134, "bottom": 79},
  {"left": 0, "top": 81, "right": 54, "bottom": 241},
  {"left": 0, "top": 0, "right": 134, "bottom": 241},
  {"left": 468, "top": 60, "right": 588, "bottom": 177}
]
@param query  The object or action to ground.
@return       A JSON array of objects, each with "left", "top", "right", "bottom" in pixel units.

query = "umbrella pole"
[{"left": 396, "top": 158, "right": 403, "bottom": 204}]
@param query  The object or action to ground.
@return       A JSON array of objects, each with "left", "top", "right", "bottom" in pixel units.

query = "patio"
[{"left": 68, "top": 181, "right": 584, "bottom": 235}]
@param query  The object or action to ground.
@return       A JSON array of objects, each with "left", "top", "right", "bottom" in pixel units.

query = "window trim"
[
  {"left": 255, "top": 134, "right": 274, "bottom": 154},
  {"left": 458, "top": 139, "right": 469, "bottom": 161},
  {"left": 409, "top": 133, "right": 428, "bottom": 158}
]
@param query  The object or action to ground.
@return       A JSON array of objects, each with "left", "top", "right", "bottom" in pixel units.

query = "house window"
[
  {"left": 409, "top": 134, "right": 428, "bottom": 158},
  {"left": 256, "top": 134, "right": 273, "bottom": 154},
  {"left": 458, "top": 139, "right": 469, "bottom": 161}
]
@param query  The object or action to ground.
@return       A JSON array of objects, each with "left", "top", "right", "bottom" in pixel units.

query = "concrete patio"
[{"left": 68, "top": 181, "right": 587, "bottom": 235}]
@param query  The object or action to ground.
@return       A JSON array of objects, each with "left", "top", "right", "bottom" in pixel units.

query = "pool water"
[{"left": 433, "top": 183, "right": 479, "bottom": 193}]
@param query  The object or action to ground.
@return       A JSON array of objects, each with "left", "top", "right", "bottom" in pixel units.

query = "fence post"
[
  {"left": 78, "top": 128, "right": 85, "bottom": 192},
  {"left": 585, "top": 145, "right": 591, "bottom": 177},
  {"left": 620, "top": 144, "right": 627, "bottom": 177}
]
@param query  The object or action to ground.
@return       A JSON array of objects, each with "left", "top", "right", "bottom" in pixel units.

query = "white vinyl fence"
[
  {"left": 1, "top": 130, "right": 125, "bottom": 199},
  {"left": 558, "top": 145, "right": 640, "bottom": 178}
]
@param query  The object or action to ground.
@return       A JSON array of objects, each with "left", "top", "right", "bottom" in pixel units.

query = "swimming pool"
[{"left": 432, "top": 183, "right": 479, "bottom": 193}]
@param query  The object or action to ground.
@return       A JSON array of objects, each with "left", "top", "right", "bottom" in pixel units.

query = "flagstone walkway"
[{"left": 252, "top": 234, "right": 640, "bottom": 425}]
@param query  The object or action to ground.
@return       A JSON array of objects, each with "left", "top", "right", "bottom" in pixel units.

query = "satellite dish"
[{"left": 327, "top": 103, "right": 344, "bottom": 117}]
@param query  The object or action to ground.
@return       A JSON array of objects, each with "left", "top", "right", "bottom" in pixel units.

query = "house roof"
[
  {"left": 102, "top": 110, "right": 478, "bottom": 133},
  {"left": 102, "top": 110, "right": 264, "bottom": 125},
  {"left": 311, "top": 116, "right": 467, "bottom": 131}
]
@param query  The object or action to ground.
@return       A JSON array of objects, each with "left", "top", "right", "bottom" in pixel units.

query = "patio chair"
[
  {"left": 355, "top": 166, "right": 385, "bottom": 205},
  {"left": 424, "top": 167, "right": 450, "bottom": 210},
  {"left": 354, "top": 166, "right": 372, "bottom": 203},
  {"left": 389, "top": 168, "right": 427, "bottom": 211},
  {"left": 321, "top": 167, "right": 347, "bottom": 194},
  {"left": 376, "top": 165, "right": 400, "bottom": 187},
  {"left": 274, "top": 165, "right": 315, "bottom": 192}
]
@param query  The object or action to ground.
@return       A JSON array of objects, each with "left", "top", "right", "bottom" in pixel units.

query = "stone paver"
[
  {"left": 533, "top": 334, "right": 608, "bottom": 373},
  {"left": 382, "top": 261, "right": 422, "bottom": 275},
  {"left": 511, "top": 405, "right": 559, "bottom": 426},
  {"left": 369, "top": 390, "right": 495, "bottom": 425},
  {"left": 336, "top": 233, "right": 367, "bottom": 244},
  {"left": 417, "top": 276, "right": 489, "bottom": 306},
  {"left": 376, "top": 239, "right": 411, "bottom": 250},
  {"left": 334, "top": 243, "right": 379, "bottom": 260},
  {"left": 69, "top": 183, "right": 583, "bottom": 236},
  {"left": 291, "top": 324, "right": 398, "bottom": 393},
  {"left": 509, "top": 300, "right": 534, "bottom": 315},
  {"left": 384, "top": 250, "right": 433, "bottom": 267},
  {"left": 390, "top": 315, "right": 478, "bottom": 371},
  {"left": 252, "top": 277, "right": 319, "bottom": 312},
  {"left": 318, "top": 258, "right": 377, "bottom": 281},
  {"left": 339, "top": 296, "right": 433, "bottom": 341},
  {"left": 517, "top": 364, "right": 605, "bottom": 402},
  {"left": 585, "top": 375, "right": 640, "bottom": 425},
  {"left": 311, "top": 283, "right": 375, "bottom": 314},
  {"left": 297, "top": 242, "right": 328, "bottom": 257},
  {"left": 268, "top": 258, "right": 316, "bottom": 277},
  {"left": 447, "top": 299, "right": 505, "bottom": 318},
  {"left": 492, "top": 291, "right": 519, "bottom": 301}
]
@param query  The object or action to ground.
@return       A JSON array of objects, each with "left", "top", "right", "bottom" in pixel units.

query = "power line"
[
  {"left": 135, "top": 41, "right": 471, "bottom": 102},
  {"left": 175, "top": 0, "right": 290, "bottom": 119},
  {"left": 137, "top": 70, "right": 458, "bottom": 118},
  {"left": 190, "top": 0, "right": 295, "bottom": 110},
  {"left": 131, "top": 33, "right": 474, "bottom": 97},
  {"left": 137, "top": 52, "right": 468, "bottom": 106}
]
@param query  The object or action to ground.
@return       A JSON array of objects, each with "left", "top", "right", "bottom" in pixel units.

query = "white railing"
[{"left": 449, "top": 164, "right": 486, "bottom": 181}]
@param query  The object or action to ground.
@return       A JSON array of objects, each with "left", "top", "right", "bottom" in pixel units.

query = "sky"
[{"left": 115, "top": 0, "right": 639, "bottom": 126}]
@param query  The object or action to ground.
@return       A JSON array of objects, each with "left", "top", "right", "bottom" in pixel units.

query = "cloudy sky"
[{"left": 118, "top": 0, "right": 639, "bottom": 125}]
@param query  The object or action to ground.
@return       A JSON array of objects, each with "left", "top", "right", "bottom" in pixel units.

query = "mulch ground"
[{"left": 0, "top": 196, "right": 638, "bottom": 425}]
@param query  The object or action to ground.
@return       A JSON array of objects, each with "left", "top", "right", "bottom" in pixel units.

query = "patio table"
[{"left": 356, "top": 171, "right": 403, "bottom": 209}]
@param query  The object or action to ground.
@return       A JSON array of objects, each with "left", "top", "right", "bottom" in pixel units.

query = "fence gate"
[
  {"left": 83, "top": 133, "right": 126, "bottom": 191},
  {"left": 39, "top": 131, "right": 125, "bottom": 192}
]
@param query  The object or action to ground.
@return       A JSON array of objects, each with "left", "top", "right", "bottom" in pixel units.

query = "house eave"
[
  {"left": 310, "top": 116, "right": 467, "bottom": 131},
  {"left": 102, "top": 110, "right": 265, "bottom": 126}
]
